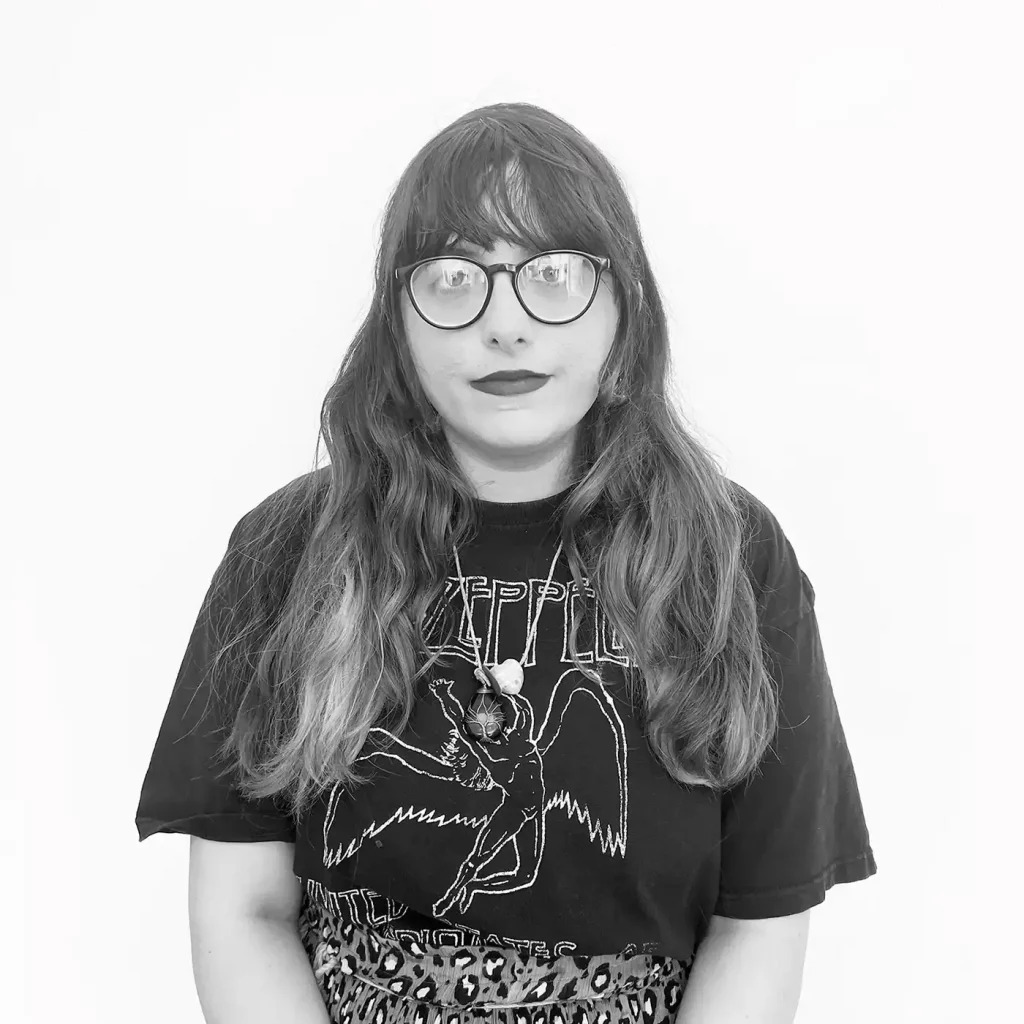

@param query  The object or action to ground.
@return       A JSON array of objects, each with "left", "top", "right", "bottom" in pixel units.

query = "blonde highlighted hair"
[{"left": 201, "top": 102, "right": 778, "bottom": 824}]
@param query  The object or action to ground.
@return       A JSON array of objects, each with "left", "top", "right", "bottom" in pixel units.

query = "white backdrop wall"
[{"left": 1, "top": 2, "right": 1018, "bottom": 1022}]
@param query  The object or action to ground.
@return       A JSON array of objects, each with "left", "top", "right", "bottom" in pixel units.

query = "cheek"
[
  {"left": 402, "top": 321, "right": 445, "bottom": 381},
  {"left": 564, "top": 326, "right": 615, "bottom": 383},
  {"left": 411, "top": 345, "right": 469, "bottom": 394},
  {"left": 578, "top": 294, "right": 618, "bottom": 363},
  {"left": 401, "top": 300, "right": 468, "bottom": 381}
]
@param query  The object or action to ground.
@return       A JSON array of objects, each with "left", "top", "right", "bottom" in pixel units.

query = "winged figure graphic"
[{"left": 320, "top": 665, "right": 629, "bottom": 921}]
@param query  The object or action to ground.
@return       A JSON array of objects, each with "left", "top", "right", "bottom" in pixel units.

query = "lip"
[
  {"left": 470, "top": 376, "right": 551, "bottom": 397},
  {"left": 473, "top": 372, "right": 549, "bottom": 383}
]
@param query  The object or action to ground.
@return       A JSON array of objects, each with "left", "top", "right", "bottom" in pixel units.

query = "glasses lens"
[
  {"left": 409, "top": 252, "right": 597, "bottom": 327},
  {"left": 410, "top": 258, "right": 488, "bottom": 328},
  {"left": 518, "top": 252, "right": 596, "bottom": 321}
]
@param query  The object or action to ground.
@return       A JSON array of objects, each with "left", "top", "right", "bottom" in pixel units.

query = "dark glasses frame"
[{"left": 393, "top": 249, "right": 612, "bottom": 330}]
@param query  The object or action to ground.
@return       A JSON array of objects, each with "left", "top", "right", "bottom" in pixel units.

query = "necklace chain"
[{"left": 452, "top": 539, "right": 564, "bottom": 677}]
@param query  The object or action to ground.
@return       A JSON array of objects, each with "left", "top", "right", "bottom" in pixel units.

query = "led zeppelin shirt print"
[{"left": 299, "top": 562, "right": 663, "bottom": 958}]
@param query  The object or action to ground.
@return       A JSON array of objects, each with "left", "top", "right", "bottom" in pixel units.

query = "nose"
[{"left": 482, "top": 267, "right": 529, "bottom": 323}]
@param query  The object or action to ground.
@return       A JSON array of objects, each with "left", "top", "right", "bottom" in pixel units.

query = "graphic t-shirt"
[{"left": 136, "top": 471, "right": 877, "bottom": 960}]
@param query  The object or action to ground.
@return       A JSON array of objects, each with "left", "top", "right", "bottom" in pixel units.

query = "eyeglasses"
[{"left": 394, "top": 249, "right": 611, "bottom": 331}]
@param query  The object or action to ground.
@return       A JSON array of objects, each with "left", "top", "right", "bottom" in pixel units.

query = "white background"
[{"left": 1, "top": 2, "right": 1019, "bottom": 1022}]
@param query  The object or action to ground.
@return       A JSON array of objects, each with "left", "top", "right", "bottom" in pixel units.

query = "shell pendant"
[
  {"left": 478, "top": 659, "right": 524, "bottom": 695},
  {"left": 463, "top": 660, "right": 524, "bottom": 743}
]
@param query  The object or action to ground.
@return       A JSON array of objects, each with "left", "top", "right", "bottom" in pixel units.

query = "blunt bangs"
[{"left": 402, "top": 128, "right": 623, "bottom": 274}]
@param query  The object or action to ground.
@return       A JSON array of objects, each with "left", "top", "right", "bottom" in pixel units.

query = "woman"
[{"left": 137, "top": 102, "right": 876, "bottom": 1024}]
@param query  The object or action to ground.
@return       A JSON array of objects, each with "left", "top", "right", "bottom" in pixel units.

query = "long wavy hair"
[{"left": 202, "top": 101, "right": 779, "bottom": 824}]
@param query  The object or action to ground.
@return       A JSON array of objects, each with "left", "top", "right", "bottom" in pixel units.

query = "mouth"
[
  {"left": 472, "top": 372, "right": 550, "bottom": 383},
  {"left": 470, "top": 375, "right": 551, "bottom": 397}
]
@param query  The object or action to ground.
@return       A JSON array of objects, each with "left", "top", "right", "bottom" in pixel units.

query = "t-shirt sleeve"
[
  {"left": 713, "top": 493, "right": 877, "bottom": 918},
  {"left": 135, "top": 516, "right": 297, "bottom": 844}
]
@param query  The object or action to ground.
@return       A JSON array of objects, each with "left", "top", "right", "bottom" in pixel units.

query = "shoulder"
[
  {"left": 216, "top": 466, "right": 332, "bottom": 603},
  {"left": 724, "top": 477, "right": 788, "bottom": 586},
  {"left": 229, "top": 466, "right": 332, "bottom": 550},
  {"left": 725, "top": 478, "right": 815, "bottom": 625}
]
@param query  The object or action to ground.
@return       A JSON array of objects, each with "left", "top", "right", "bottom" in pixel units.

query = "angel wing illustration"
[
  {"left": 535, "top": 666, "right": 629, "bottom": 856},
  {"left": 319, "top": 665, "right": 629, "bottom": 922}
]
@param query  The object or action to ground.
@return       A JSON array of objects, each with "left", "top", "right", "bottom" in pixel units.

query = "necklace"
[{"left": 452, "top": 539, "right": 564, "bottom": 743}]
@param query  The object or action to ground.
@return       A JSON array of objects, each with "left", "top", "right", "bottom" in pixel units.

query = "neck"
[
  {"left": 474, "top": 477, "right": 571, "bottom": 503},
  {"left": 445, "top": 428, "right": 576, "bottom": 503}
]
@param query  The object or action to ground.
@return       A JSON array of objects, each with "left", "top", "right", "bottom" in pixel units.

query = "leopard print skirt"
[{"left": 298, "top": 899, "right": 692, "bottom": 1024}]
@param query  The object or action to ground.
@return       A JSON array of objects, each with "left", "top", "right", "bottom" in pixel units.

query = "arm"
[
  {"left": 191, "top": 911, "right": 330, "bottom": 1024},
  {"left": 675, "top": 911, "right": 810, "bottom": 1024},
  {"left": 189, "top": 837, "right": 329, "bottom": 1024}
]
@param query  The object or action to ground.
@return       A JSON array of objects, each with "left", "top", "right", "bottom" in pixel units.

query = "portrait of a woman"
[{"left": 136, "top": 102, "right": 876, "bottom": 1023}]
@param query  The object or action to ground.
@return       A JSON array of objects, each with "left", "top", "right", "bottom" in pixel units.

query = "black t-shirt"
[{"left": 136, "top": 474, "right": 876, "bottom": 960}]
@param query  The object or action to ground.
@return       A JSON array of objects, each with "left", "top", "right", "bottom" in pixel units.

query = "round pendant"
[{"left": 464, "top": 684, "right": 505, "bottom": 742}]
